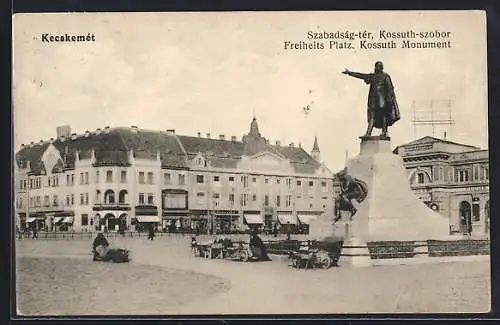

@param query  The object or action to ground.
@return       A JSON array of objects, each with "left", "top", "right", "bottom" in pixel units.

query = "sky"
[{"left": 12, "top": 11, "right": 488, "bottom": 172}]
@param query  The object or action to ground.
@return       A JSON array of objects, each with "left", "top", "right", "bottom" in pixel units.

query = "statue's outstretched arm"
[{"left": 343, "top": 69, "right": 370, "bottom": 80}]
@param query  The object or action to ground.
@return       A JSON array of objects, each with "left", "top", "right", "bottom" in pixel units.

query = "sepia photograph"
[{"left": 12, "top": 10, "right": 490, "bottom": 316}]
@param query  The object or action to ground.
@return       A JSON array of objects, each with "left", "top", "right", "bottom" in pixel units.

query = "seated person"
[
  {"left": 249, "top": 231, "right": 271, "bottom": 261},
  {"left": 93, "top": 232, "right": 110, "bottom": 259}
]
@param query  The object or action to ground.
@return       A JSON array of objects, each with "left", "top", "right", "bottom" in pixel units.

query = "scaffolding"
[{"left": 411, "top": 100, "right": 455, "bottom": 140}]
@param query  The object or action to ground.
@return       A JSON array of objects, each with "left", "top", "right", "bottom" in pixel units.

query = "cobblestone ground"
[{"left": 15, "top": 236, "right": 491, "bottom": 315}]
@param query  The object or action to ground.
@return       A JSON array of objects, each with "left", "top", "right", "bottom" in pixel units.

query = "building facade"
[
  {"left": 394, "top": 136, "right": 490, "bottom": 238},
  {"left": 14, "top": 118, "right": 335, "bottom": 234}
]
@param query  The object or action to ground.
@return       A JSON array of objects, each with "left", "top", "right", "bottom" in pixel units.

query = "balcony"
[{"left": 93, "top": 202, "right": 131, "bottom": 211}]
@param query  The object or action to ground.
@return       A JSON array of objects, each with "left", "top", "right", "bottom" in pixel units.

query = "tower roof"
[
  {"left": 312, "top": 136, "right": 320, "bottom": 152},
  {"left": 249, "top": 117, "right": 261, "bottom": 137}
]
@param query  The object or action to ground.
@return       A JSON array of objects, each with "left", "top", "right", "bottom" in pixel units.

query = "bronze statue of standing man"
[{"left": 342, "top": 61, "right": 400, "bottom": 137}]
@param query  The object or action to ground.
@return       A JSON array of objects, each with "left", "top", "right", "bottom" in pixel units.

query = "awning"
[
  {"left": 53, "top": 217, "right": 64, "bottom": 223},
  {"left": 278, "top": 214, "right": 298, "bottom": 225},
  {"left": 62, "top": 217, "right": 74, "bottom": 223},
  {"left": 136, "top": 215, "right": 161, "bottom": 223},
  {"left": 244, "top": 214, "right": 263, "bottom": 224},
  {"left": 297, "top": 215, "right": 318, "bottom": 224}
]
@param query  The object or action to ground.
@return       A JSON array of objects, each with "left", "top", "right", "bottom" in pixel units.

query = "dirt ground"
[{"left": 15, "top": 236, "right": 491, "bottom": 315}]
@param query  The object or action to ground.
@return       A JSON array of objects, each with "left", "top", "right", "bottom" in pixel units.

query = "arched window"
[
  {"left": 119, "top": 190, "right": 128, "bottom": 204},
  {"left": 104, "top": 190, "right": 115, "bottom": 204}
]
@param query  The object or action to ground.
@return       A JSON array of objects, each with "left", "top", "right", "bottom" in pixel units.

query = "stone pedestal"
[
  {"left": 339, "top": 236, "right": 372, "bottom": 267},
  {"left": 347, "top": 136, "right": 452, "bottom": 242}
]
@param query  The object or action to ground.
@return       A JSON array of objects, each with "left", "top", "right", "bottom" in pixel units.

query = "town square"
[{"left": 12, "top": 11, "right": 490, "bottom": 316}]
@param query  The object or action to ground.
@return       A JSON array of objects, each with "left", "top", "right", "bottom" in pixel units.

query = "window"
[
  {"left": 240, "top": 194, "right": 248, "bottom": 206},
  {"left": 196, "top": 175, "right": 204, "bottom": 183},
  {"left": 30, "top": 198, "right": 34, "bottom": 208},
  {"left": 276, "top": 195, "right": 281, "bottom": 207},
  {"left": 286, "top": 178, "right": 292, "bottom": 188},
  {"left": 297, "top": 180, "right": 302, "bottom": 186},
  {"left": 71, "top": 174, "right": 75, "bottom": 185},
  {"left": 229, "top": 193, "right": 235, "bottom": 205},
  {"left": 229, "top": 176, "right": 235, "bottom": 182},
  {"left": 81, "top": 214, "right": 89, "bottom": 226},
  {"left": 121, "top": 171, "right": 127, "bottom": 183},
  {"left": 213, "top": 193, "right": 220, "bottom": 199},
  {"left": 96, "top": 170, "right": 100, "bottom": 183},
  {"left": 417, "top": 173, "right": 425, "bottom": 184},
  {"left": 96, "top": 190, "right": 101, "bottom": 202},
  {"left": 139, "top": 193, "right": 145, "bottom": 204},
  {"left": 213, "top": 176, "right": 220, "bottom": 183},
  {"left": 196, "top": 192, "right": 205, "bottom": 197},
  {"left": 309, "top": 180, "right": 314, "bottom": 187},
  {"left": 264, "top": 195, "right": 269, "bottom": 206},
  {"left": 138, "top": 172, "right": 145, "bottom": 184},
  {"left": 164, "top": 173, "right": 171, "bottom": 185},
  {"left": 285, "top": 195, "right": 292, "bottom": 208},
  {"left": 71, "top": 194, "right": 74, "bottom": 205},
  {"left": 163, "top": 193, "right": 187, "bottom": 209},
  {"left": 178, "top": 174, "right": 186, "bottom": 185},
  {"left": 106, "top": 171, "right": 113, "bottom": 182},
  {"left": 147, "top": 172, "right": 154, "bottom": 184},
  {"left": 252, "top": 194, "right": 257, "bottom": 201},
  {"left": 265, "top": 178, "right": 269, "bottom": 184},
  {"left": 48, "top": 177, "right": 51, "bottom": 187},
  {"left": 321, "top": 181, "right": 327, "bottom": 192},
  {"left": 30, "top": 179, "right": 34, "bottom": 189},
  {"left": 80, "top": 194, "right": 84, "bottom": 205},
  {"left": 241, "top": 176, "right": 248, "bottom": 188},
  {"left": 85, "top": 193, "right": 89, "bottom": 205},
  {"left": 252, "top": 177, "right": 257, "bottom": 183},
  {"left": 147, "top": 193, "right": 154, "bottom": 204},
  {"left": 85, "top": 172, "right": 89, "bottom": 184},
  {"left": 459, "top": 170, "right": 469, "bottom": 182},
  {"left": 44, "top": 195, "right": 50, "bottom": 207},
  {"left": 66, "top": 175, "right": 70, "bottom": 185},
  {"left": 66, "top": 195, "right": 70, "bottom": 206}
]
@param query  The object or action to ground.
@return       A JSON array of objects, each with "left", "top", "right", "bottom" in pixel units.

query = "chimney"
[
  {"left": 49, "top": 138, "right": 54, "bottom": 143},
  {"left": 443, "top": 131, "right": 447, "bottom": 141},
  {"left": 60, "top": 136, "right": 66, "bottom": 142},
  {"left": 71, "top": 133, "right": 77, "bottom": 140},
  {"left": 231, "top": 136, "right": 237, "bottom": 141},
  {"left": 276, "top": 140, "right": 281, "bottom": 146},
  {"left": 39, "top": 139, "right": 44, "bottom": 144},
  {"left": 21, "top": 144, "right": 25, "bottom": 148},
  {"left": 299, "top": 142, "right": 302, "bottom": 148},
  {"left": 197, "top": 132, "right": 201, "bottom": 138},
  {"left": 56, "top": 125, "right": 71, "bottom": 138},
  {"left": 206, "top": 133, "right": 211, "bottom": 139},
  {"left": 131, "top": 126, "right": 138, "bottom": 133},
  {"left": 104, "top": 126, "right": 110, "bottom": 134},
  {"left": 219, "top": 134, "right": 225, "bottom": 140},
  {"left": 84, "top": 130, "right": 90, "bottom": 137},
  {"left": 289, "top": 142, "right": 295, "bottom": 147},
  {"left": 30, "top": 141, "right": 34, "bottom": 147},
  {"left": 166, "top": 129, "right": 175, "bottom": 135}
]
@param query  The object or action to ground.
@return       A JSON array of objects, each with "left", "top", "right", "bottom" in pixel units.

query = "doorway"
[{"left": 459, "top": 201, "right": 472, "bottom": 235}]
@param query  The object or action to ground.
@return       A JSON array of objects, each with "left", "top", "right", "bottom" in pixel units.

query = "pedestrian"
[
  {"left": 147, "top": 224, "right": 155, "bottom": 240},
  {"left": 32, "top": 225, "right": 38, "bottom": 240}
]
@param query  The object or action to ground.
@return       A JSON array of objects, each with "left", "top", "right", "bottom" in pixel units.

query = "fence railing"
[{"left": 17, "top": 232, "right": 490, "bottom": 259}]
